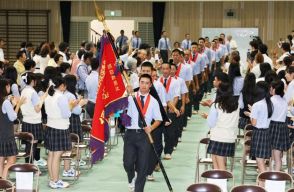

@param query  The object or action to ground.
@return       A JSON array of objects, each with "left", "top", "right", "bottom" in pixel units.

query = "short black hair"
[
  {"left": 198, "top": 37, "right": 205, "bottom": 42},
  {"left": 24, "top": 59, "right": 36, "bottom": 70},
  {"left": 172, "top": 48, "right": 181, "bottom": 54},
  {"left": 54, "top": 54, "right": 63, "bottom": 63},
  {"left": 258, "top": 44, "right": 268, "bottom": 54},
  {"left": 283, "top": 56, "right": 292, "bottom": 68},
  {"left": 141, "top": 61, "right": 153, "bottom": 69},
  {"left": 286, "top": 66, "right": 294, "bottom": 74},
  {"left": 83, "top": 52, "right": 94, "bottom": 61},
  {"left": 85, "top": 42, "right": 94, "bottom": 51},
  {"left": 77, "top": 49, "right": 86, "bottom": 60},
  {"left": 16, "top": 50, "right": 25, "bottom": 59},
  {"left": 59, "top": 42, "right": 69, "bottom": 52},
  {"left": 191, "top": 42, "right": 198, "bottom": 46},
  {"left": 281, "top": 42, "right": 291, "bottom": 52},
  {"left": 59, "top": 62, "right": 71, "bottom": 73},
  {"left": 90, "top": 58, "right": 99, "bottom": 70},
  {"left": 139, "top": 73, "right": 152, "bottom": 83},
  {"left": 170, "top": 63, "right": 177, "bottom": 70}
]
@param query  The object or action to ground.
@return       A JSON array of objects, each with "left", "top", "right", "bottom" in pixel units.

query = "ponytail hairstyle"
[
  {"left": 21, "top": 72, "right": 36, "bottom": 85},
  {"left": 64, "top": 74, "right": 78, "bottom": 98},
  {"left": 48, "top": 76, "right": 65, "bottom": 96},
  {"left": 43, "top": 66, "right": 61, "bottom": 90},
  {"left": 34, "top": 73, "right": 46, "bottom": 93},
  {"left": 255, "top": 81, "right": 273, "bottom": 118},
  {"left": 270, "top": 80, "right": 284, "bottom": 98},
  {"left": 0, "top": 78, "right": 10, "bottom": 106}
]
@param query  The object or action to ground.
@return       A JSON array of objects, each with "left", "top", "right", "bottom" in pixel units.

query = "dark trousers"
[
  {"left": 123, "top": 130, "right": 151, "bottom": 192},
  {"left": 175, "top": 101, "right": 184, "bottom": 147},
  {"left": 164, "top": 112, "right": 177, "bottom": 155},
  {"left": 86, "top": 101, "right": 95, "bottom": 118},
  {"left": 183, "top": 103, "right": 189, "bottom": 127},
  {"left": 193, "top": 75, "right": 204, "bottom": 111},
  {"left": 147, "top": 125, "right": 163, "bottom": 175},
  {"left": 160, "top": 50, "right": 168, "bottom": 63},
  {"left": 187, "top": 89, "right": 193, "bottom": 118},
  {"left": 207, "top": 67, "right": 214, "bottom": 93}
]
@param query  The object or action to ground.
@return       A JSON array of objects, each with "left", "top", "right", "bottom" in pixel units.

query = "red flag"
[{"left": 90, "top": 37, "right": 127, "bottom": 163}]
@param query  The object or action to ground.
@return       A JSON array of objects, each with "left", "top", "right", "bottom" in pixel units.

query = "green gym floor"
[{"left": 32, "top": 102, "right": 273, "bottom": 191}]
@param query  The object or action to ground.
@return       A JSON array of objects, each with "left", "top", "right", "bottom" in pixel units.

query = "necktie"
[
  {"left": 186, "top": 40, "right": 189, "bottom": 50},
  {"left": 163, "top": 78, "right": 167, "bottom": 88},
  {"left": 136, "top": 38, "right": 139, "bottom": 48},
  {"left": 165, "top": 38, "right": 168, "bottom": 50},
  {"left": 119, "top": 36, "right": 123, "bottom": 48},
  {"left": 192, "top": 54, "right": 195, "bottom": 61},
  {"left": 138, "top": 95, "right": 145, "bottom": 128}
]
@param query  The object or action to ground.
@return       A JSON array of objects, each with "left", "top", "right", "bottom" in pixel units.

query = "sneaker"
[
  {"left": 163, "top": 154, "right": 172, "bottom": 160},
  {"left": 154, "top": 164, "right": 160, "bottom": 172},
  {"left": 173, "top": 146, "right": 177, "bottom": 151},
  {"left": 48, "top": 180, "right": 55, "bottom": 187},
  {"left": 147, "top": 174, "right": 155, "bottom": 181},
  {"left": 49, "top": 180, "right": 69, "bottom": 189},
  {"left": 79, "top": 160, "right": 87, "bottom": 166},
  {"left": 128, "top": 175, "right": 136, "bottom": 192},
  {"left": 178, "top": 137, "right": 182, "bottom": 142},
  {"left": 192, "top": 110, "right": 198, "bottom": 115},
  {"left": 187, "top": 117, "right": 191, "bottom": 120},
  {"left": 34, "top": 158, "right": 47, "bottom": 167},
  {"left": 63, "top": 168, "right": 80, "bottom": 177},
  {"left": 183, "top": 127, "right": 187, "bottom": 131}
]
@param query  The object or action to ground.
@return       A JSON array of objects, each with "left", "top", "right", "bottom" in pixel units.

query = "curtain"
[
  {"left": 152, "top": 2, "right": 165, "bottom": 47},
  {"left": 60, "top": 1, "right": 71, "bottom": 43}
]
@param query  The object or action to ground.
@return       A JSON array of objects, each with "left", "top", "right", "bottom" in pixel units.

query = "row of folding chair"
[
  {"left": 192, "top": 169, "right": 294, "bottom": 192},
  {"left": 196, "top": 123, "right": 294, "bottom": 185}
]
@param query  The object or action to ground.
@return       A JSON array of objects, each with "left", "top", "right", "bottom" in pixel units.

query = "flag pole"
[{"left": 93, "top": 2, "right": 173, "bottom": 191}]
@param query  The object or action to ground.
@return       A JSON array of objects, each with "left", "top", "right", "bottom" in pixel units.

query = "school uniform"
[
  {"left": 64, "top": 91, "right": 83, "bottom": 141},
  {"left": 191, "top": 54, "right": 205, "bottom": 111},
  {"left": 131, "top": 37, "right": 142, "bottom": 49},
  {"left": 21, "top": 85, "right": 44, "bottom": 163},
  {"left": 181, "top": 39, "right": 191, "bottom": 50},
  {"left": 45, "top": 90, "right": 72, "bottom": 151},
  {"left": 76, "top": 61, "right": 89, "bottom": 96},
  {"left": 269, "top": 95, "right": 290, "bottom": 151},
  {"left": 250, "top": 99, "right": 271, "bottom": 159},
  {"left": 184, "top": 60, "right": 194, "bottom": 118},
  {"left": 146, "top": 80, "right": 166, "bottom": 176},
  {"left": 207, "top": 103, "right": 239, "bottom": 157},
  {"left": 85, "top": 70, "right": 99, "bottom": 118},
  {"left": 173, "top": 75, "right": 188, "bottom": 146},
  {"left": 123, "top": 92, "right": 162, "bottom": 192},
  {"left": 158, "top": 37, "right": 171, "bottom": 63},
  {"left": 157, "top": 76, "right": 180, "bottom": 155},
  {"left": 0, "top": 99, "right": 18, "bottom": 157},
  {"left": 21, "top": 86, "right": 44, "bottom": 140}
]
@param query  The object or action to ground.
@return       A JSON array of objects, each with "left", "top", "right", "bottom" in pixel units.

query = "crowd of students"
[{"left": 0, "top": 30, "right": 293, "bottom": 191}]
